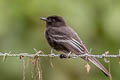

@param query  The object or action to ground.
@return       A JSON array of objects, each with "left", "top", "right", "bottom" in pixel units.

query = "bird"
[{"left": 40, "top": 15, "right": 111, "bottom": 77}]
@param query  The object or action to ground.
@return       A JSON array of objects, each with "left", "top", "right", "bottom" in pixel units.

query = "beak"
[{"left": 40, "top": 17, "right": 47, "bottom": 21}]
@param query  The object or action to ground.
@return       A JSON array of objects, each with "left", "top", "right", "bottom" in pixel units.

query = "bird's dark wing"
[
  {"left": 46, "top": 26, "right": 88, "bottom": 54},
  {"left": 46, "top": 26, "right": 110, "bottom": 77}
]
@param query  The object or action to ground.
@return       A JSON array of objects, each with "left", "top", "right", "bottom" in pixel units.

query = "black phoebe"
[{"left": 40, "top": 15, "right": 111, "bottom": 77}]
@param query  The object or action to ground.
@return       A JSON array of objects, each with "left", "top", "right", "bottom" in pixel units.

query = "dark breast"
[{"left": 45, "top": 27, "right": 69, "bottom": 53}]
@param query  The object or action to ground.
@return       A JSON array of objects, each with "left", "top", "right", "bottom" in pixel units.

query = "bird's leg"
[
  {"left": 59, "top": 52, "right": 72, "bottom": 59},
  {"left": 59, "top": 54, "right": 67, "bottom": 59}
]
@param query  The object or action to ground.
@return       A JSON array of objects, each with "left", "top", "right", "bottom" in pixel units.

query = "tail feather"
[{"left": 88, "top": 56, "right": 111, "bottom": 77}]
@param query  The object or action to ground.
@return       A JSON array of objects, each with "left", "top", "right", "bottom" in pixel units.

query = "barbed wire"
[
  {"left": 0, "top": 49, "right": 120, "bottom": 59},
  {"left": 0, "top": 49, "right": 118, "bottom": 80}
]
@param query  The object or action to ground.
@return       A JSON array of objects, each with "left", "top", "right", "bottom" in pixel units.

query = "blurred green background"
[{"left": 0, "top": 0, "right": 120, "bottom": 80}]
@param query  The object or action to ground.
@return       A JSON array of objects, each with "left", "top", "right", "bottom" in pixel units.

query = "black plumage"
[{"left": 40, "top": 15, "right": 111, "bottom": 77}]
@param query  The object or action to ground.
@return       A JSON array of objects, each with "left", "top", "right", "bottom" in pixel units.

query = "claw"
[{"left": 59, "top": 54, "right": 67, "bottom": 59}]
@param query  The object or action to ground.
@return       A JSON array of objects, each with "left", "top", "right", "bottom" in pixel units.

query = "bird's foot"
[
  {"left": 59, "top": 54, "right": 67, "bottom": 59},
  {"left": 59, "top": 52, "right": 72, "bottom": 59}
]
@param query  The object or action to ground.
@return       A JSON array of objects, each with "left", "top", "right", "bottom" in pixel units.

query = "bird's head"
[{"left": 40, "top": 16, "right": 67, "bottom": 27}]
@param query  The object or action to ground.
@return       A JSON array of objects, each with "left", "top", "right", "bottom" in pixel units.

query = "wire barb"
[{"left": 0, "top": 50, "right": 120, "bottom": 59}]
